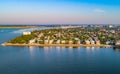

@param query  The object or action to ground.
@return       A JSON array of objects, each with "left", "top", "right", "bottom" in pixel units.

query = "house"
[
  {"left": 29, "top": 39, "right": 35, "bottom": 44},
  {"left": 106, "top": 41, "right": 110, "bottom": 45},
  {"left": 96, "top": 40, "right": 100, "bottom": 45},
  {"left": 115, "top": 40, "right": 120, "bottom": 45},
  {"left": 90, "top": 40, "right": 95, "bottom": 44},
  {"left": 61, "top": 40, "right": 66, "bottom": 44},
  {"left": 94, "top": 37, "right": 101, "bottom": 45},
  {"left": 85, "top": 40, "right": 90, "bottom": 45},
  {"left": 69, "top": 40, "right": 73, "bottom": 44},
  {"left": 44, "top": 40, "right": 49, "bottom": 44},
  {"left": 109, "top": 25, "right": 113, "bottom": 28},
  {"left": 49, "top": 40, "right": 54, "bottom": 44},
  {"left": 56, "top": 40, "right": 61, "bottom": 44},
  {"left": 110, "top": 30, "right": 115, "bottom": 33},
  {"left": 74, "top": 38, "right": 79, "bottom": 40},
  {"left": 38, "top": 33, "right": 43, "bottom": 38},
  {"left": 77, "top": 40, "right": 81, "bottom": 44},
  {"left": 23, "top": 32, "right": 31, "bottom": 35}
]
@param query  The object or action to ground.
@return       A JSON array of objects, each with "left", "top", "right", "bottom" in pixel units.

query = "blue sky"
[{"left": 0, "top": 0, "right": 120, "bottom": 24}]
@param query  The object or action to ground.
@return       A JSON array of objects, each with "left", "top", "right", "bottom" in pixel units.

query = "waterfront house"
[
  {"left": 61, "top": 40, "right": 66, "bottom": 44},
  {"left": 94, "top": 37, "right": 101, "bottom": 45},
  {"left": 49, "top": 40, "right": 54, "bottom": 44},
  {"left": 115, "top": 40, "right": 120, "bottom": 45},
  {"left": 56, "top": 40, "right": 60, "bottom": 44},
  {"left": 69, "top": 40, "right": 73, "bottom": 44},
  {"left": 77, "top": 40, "right": 81, "bottom": 44},
  {"left": 85, "top": 40, "right": 90, "bottom": 45},
  {"left": 96, "top": 40, "right": 100, "bottom": 45},
  {"left": 90, "top": 40, "right": 95, "bottom": 45},
  {"left": 29, "top": 39, "right": 35, "bottom": 44},
  {"left": 106, "top": 41, "right": 110, "bottom": 45},
  {"left": 44, "top": 40, "right": 49, "bottom": 44},
  {"left": 23, "top": 32, "right": 31, "bottom": 35}
]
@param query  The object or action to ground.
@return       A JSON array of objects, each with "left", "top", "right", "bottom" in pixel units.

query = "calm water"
[{"left": 0, "top": 28, "right": 120, "bottom": 74}]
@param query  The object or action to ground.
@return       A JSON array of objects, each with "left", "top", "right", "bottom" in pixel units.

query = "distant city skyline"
[{"left": 0, "top": 0, "right": 120, "bottom": 25}]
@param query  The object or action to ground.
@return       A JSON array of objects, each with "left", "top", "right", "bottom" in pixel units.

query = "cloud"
[{"left": 94, "top": 9, "right": 105, "bottom": 13}]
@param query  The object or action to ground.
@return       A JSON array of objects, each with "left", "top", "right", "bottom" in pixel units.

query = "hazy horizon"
[{"left": 0, "top": 0, "right": 120, "bottom": 25}]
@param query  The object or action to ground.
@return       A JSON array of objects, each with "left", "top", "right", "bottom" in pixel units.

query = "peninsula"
[{"left": 2, "top": 25, "right": 120, "bottom": 47}]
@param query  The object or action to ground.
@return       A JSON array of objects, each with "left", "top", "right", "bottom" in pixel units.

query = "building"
[
  {"left": 85, "top": 40, "right": 90, "bottom": 45},
  {"left": 94, "top": 37, "right": 101, "bottom": 45},
  {"left": 49, "top": 40, "right": 54, "bottom": 44},
  {"left": 44, "top": 40, "right": 49, "bottom": 44},
  {"left": 38, "top": 33, "right": 44, "bottom": 38},
  {"left": 29, "top": 39, "right": 35, "bottom": 44},
  {"left": 115, "top": 40, "right": 120, "bottom": 45},
  {"left": 106, "top": 41, "right": 110, "bottom": 45},
  {"left": 77, "top": 40, "right": 81, "bottom": 44},
  {"left": 96, "top": 40, "right": 100, "bottom": 45},
  {"left": 74, "top": 38, "right": 79, "bottom": 40},
  {"left": 23, "top": 32, "right": 31, "bottom": 35},
  {"left": 69, "top": 40, "right": 73, "bottom": 44},
  {"left": 90, "top": 40, "right": 95, "bottom": 44},
  {"left": 56, "top": 40, "right": 60, "bottom": 44},
  {"left": 61, "top": 40, "right": 66, "bottom": 44},
  {"left": 108, "top": 25, "right": 114, "bottom": 28}
]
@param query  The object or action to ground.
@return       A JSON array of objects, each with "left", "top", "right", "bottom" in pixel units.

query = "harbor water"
[{"left": 0, "top": 28, "right": 120, "bottom": 74}]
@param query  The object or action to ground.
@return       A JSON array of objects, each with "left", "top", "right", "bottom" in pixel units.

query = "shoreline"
[{"left": 1, "top": 43, "right": 114, "bottom": 47}]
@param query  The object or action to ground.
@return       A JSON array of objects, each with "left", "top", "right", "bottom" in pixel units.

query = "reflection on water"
[
  {"left": 85, "top": 46, "right": 90, "bottom": 49},
  {"left": 56, "top": 46, "right": 60, "bottom": 49},
  {"left": 69, "top": 46, "right": 73, "bottom": 49},
  {"left": 113, "top": 47, "right": 120, "bottom": 51},
  {"left": 29, "top": 46, "right": 35, "bottom": 57},
  {"left": 96, "top": 47, "right": 100, "bottom": 49},
  {"left": 26, "top": 46, "right": 120, "bottom": 60}
]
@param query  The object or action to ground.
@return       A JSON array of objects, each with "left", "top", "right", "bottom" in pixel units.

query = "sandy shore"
[{"left": 1, "top": 43, "right": 113, "bottom": 47}]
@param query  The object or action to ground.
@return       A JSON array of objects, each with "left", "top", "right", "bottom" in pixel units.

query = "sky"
[{"left": 0, "top": 0, "right": 120, "bottom": 25}]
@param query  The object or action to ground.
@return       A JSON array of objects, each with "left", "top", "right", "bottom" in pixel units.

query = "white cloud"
[{"left": 94, "top": 9, "right": 105, "bottom": 13}]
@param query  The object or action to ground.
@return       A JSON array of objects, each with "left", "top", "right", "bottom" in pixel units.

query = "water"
[{"left": 0, "top": 28, "right": 120, "bottom": 74}]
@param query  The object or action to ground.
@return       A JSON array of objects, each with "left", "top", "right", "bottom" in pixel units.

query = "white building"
[
  {"left": 110, "top": 30, "right": 115, "bottom": 33},
  {"left": 61, "top": 40, "right": 66, "bottom": 44},
  {"left": 38, "top": 33, "right": 43, "bottom": 38},
  {"left": 115, "top": 40, "right": 120, "bottom": 45},
  {"left": 85, "top": 40, "right": 90, "bottom": 45},
  {"left": 74, "top": 38, "right": 79, "bottom": 40},
  {"left": 23, "top": 32, "right": 31, "bottom": 35},
  {"left": 77, "top": 40, "right": 81, "bottom": 44},
  {"left": 106, "top": 41, "right": 110, "bottom": 45},
  {"left": 44, "top": 40, "right": 49, "bottom": 44},
  {"left": 29, "top": 39, "right": 35, "bottom": 44},
  {"left": 56, "top": 40, "right": 61, "bottom": 44},
  {"left": 69, "top": 40, "right": 73, "bottom": 44},
  {"left": 90, "top": 40, "right": 95, "bottom": 44},
  {"left": 109, "top": 25, "right": 113, "bottom": 28},
  {"left": 49, "top": 40, "right": 54, "bottom": 44}
]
